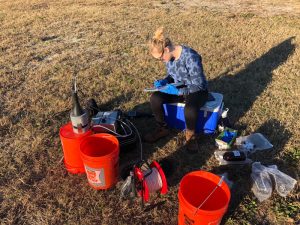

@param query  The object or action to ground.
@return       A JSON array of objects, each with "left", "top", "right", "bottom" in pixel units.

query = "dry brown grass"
[
  {"left": 0, "top": 0, "right": 299, "bottom": 224},
  {"left": 172, "top": 0, "right": 300, "bottom": 16}
]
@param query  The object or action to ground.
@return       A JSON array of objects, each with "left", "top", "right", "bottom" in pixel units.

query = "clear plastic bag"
[
  {"left": 251, "top": 162, "right": 273, "bottom": 202},
  {"left": 120, "top": 171, "right": 135, "bottom": 199},
  {"left": 266, "top": 167, "right": 297, "bottom": 197},
  {"left": 251, "top": 162, "right": 297, "bottom": 201},
  {"left": 214, "top": 150, "right": 252, "bottom": 165},
  {"left": 236, "top": 133, "right": 273, "bottom": 153}
]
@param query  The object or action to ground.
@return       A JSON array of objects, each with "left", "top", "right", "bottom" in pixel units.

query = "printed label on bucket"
[
  {"left": 84, "top": 166, "right": 106, "bottom": 187},
  {"left": 183, "top": 214, "right": 221, "bottom": 225},
  {"left": 184, "top": 214, "right": 195, "bottom": 225}
]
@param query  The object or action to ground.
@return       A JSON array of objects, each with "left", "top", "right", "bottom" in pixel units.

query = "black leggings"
[{"left": 150, "top": 90, "right": 209, "bottom": 131}]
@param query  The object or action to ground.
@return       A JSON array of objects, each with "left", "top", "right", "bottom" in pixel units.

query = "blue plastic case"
[{"left": 163, "top": 92, "right": 223, "bottom": 134}]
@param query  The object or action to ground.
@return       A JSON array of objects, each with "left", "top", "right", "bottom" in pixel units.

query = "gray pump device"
[{"left": 70, "top": 76, "right": 90, "bottom": 134}]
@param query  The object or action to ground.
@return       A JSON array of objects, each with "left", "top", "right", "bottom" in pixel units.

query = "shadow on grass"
[
  {"left": 209, "top": 37, "right": 295, "bottom": 125},
  {"left": 118, "top": 101, "right": 182, "bottom": 175},
  {"left": 97, "top": 91, "right": 134, "bottom": 111}
]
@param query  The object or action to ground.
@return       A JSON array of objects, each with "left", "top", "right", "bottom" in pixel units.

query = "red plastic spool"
[{"left": 134, "top": 161, "right": 168, "bottom": 202}]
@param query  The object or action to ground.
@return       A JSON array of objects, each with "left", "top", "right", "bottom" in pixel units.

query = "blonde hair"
[{"left": 149, "top": 27, "right": 172, "bottom": 54}]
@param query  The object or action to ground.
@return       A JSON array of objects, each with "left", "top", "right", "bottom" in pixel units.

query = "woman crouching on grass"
[{"left": 143, "top": 27, "right": 209, "bottom": 153}]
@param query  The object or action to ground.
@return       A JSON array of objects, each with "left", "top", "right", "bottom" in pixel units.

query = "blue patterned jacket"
[{"left": 164, "top": 46, "right": 208, "bottom": 95}]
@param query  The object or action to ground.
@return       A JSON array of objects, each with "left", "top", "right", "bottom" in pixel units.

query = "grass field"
[{"left": 0, "top": 0, "right": 299, "bottom": 224}]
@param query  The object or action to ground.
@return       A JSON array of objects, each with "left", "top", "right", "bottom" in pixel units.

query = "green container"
[{"left": 215, "top": 128, "right": 238, "bottom": 149}]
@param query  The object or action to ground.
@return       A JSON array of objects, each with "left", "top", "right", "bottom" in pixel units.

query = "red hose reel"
[{"left": 134, "top": 161, "right": 168, "bottom": 202}]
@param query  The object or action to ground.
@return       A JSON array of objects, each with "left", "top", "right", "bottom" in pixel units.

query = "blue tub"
[{"left": 163, "top": 92, "right": 223, "bottom": 134}]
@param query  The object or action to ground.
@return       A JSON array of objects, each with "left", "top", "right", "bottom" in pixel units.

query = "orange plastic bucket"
[
  {"left": 80, "top": 133, "right": 119, "bottom": 190},
  {"left": 59, "top": 122, "right": 92, "bottom": 174},
  {"left": 178, "top": 171, "right": 230, "bottom": 225}
]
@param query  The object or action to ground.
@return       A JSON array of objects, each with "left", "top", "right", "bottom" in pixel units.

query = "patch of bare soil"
[{"left": 156, "top": 0, "right": 300, "bottom": 16}]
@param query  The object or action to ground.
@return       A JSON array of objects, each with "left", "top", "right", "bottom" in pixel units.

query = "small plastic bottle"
[
  {"left": 218, "top": 108, "right": 231, "bottom": 132},
  {"left": 223, "top": 150, "right": 246, "bottom": 161}
]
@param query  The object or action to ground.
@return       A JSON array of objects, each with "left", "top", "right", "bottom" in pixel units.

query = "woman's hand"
[
  {"left": 154, "top": 79, "right": 168, "bottom": 88},
  {"left": 159, "top": 84, "right": 180, "bottom": 95}
]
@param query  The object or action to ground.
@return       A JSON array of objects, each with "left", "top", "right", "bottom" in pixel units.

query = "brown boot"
[
  {"left": 185, "top": 129, "right": 199, "bottom": 154},
  {"left": 143, "top": 126, "right": 170, "bottom": 143}
]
